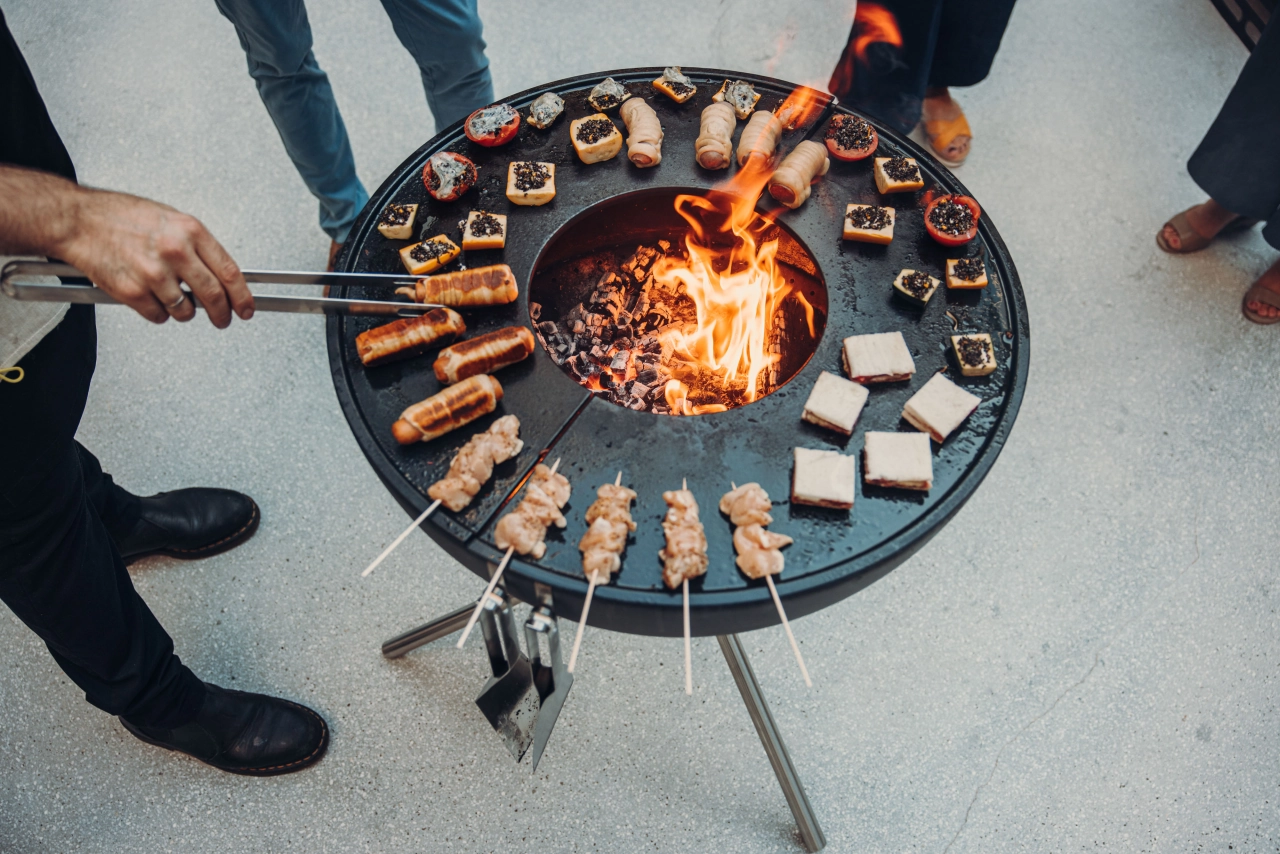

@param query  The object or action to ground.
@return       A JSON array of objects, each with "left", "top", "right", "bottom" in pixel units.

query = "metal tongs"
[{"left": 0, "top": 260, "right": 443, "bottom": 317}]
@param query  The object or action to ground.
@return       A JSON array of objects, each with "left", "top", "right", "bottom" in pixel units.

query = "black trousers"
[
  {"left": 0, "top": 306, "right": 206, "bottom": 727},
  {"left": 1188, "top": 15, "right": 1280, "bottom": 250},
  {"left": 829, "top": 0, "right": 1018, "bottom": 135}
]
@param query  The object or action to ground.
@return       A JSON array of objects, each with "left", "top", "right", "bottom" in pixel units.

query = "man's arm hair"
[{"left": 0, "top": 165, "right": 83, "bottom": 257}]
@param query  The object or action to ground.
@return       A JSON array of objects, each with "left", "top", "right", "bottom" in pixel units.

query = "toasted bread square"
[
  {"left": 506, "top": 162, "right": 556, "bottom": 206},
  {"left": 951, "top": 334, "right": 996, "bottom": 376},
  {"left": 946, "top": 258, "right": 988, "bottom": 289},
  {"left": 842, "top": 331, "right": 915, "bottom": 383},
  {"left": 863, "top": 431, "right": 932, "bottom": 491},
  {"left": 873, "top": 156, "right": 924, "bottom": 193},
  {"left": 712, "top": 79, "right": 761, "bottom": 119},
  {"left": 377, "top": 203, "right": 418, "bottom": 240},
  {"left": 570, "top": 114, "right": 623, "bottom": 164},
  {"left": 902, "top": 373, "right": 980, "bottom": 443},
  {"left": 399, "top": 234, "right": 461, "bottom": 275},
  {"left": 843, "top": 204, "right": 895, "bottom": 245},
  {"left": 462, "top": 210, "right": 507, "bottom": 251},
  {"left": 893, "top": 269, "right": 941, "bottom": 308},
  {"left": 802, "top": 371, "right": 869, "bottom": 436},
  {"left": 653, "top": 68, "right": 697, "bottom": 103},
  {"left": 792, "top": 447, "right": 856, "bottom": 509}
]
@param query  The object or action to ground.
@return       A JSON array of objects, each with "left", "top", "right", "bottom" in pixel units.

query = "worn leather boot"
[
  {"left": 113, "top": 488, "right": 259, "bottom": 562},
  {"left": 121, "top": 683, "right": 328, "bottom": 776}
]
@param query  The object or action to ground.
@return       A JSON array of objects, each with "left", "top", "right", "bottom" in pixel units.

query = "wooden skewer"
[
  {"left": 567, "top": 470, "right": 622, "bottom": 673},
  {"left": 362, "top": 499, "right": 441, "bottom": 577},
  {"left": 730, "top": 482, "right": 812, "bottom": 687},
  {"left": 681, "top": 477, "right": 692, "bottom": 695},
  {"left": 456, "top": 457, "right": 561, "bottom": 649}
]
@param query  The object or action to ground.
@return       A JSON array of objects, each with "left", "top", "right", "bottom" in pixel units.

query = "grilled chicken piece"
[
  {"left": 718, "top": 482, "right": 773, "bottom": 527},
  {"left": 494, "top": 463, "right": 571, "bottom": 559},
  {"left": 722, "top": 485, "right": 792, "bottom": 579},
  {"left": 579, "top": 481, "right": 636, "bottom": 584},
  {"left": 427, "top": 415, "right": 523, "bottom": 512},
  {"left": 659, "top": 488, "right": 709, "bottom": 589}
]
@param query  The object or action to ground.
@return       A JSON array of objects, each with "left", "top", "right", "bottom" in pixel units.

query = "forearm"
[{"left": 0, "top": 165, "right": 86, "bottom": 258}]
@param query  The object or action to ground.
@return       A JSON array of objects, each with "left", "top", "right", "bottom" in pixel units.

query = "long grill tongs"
[{"left": 0, "top": 260, "right": 441, "bottom": 317}]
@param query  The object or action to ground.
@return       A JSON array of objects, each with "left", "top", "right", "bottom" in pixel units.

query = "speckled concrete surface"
[{"left": 3, "top": 1, "right": 1278, "bottom": 852}]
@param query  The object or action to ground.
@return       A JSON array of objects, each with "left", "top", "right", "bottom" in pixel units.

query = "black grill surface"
[{"left": 327, "top": 67, "right": 1030, "bottom": 637}]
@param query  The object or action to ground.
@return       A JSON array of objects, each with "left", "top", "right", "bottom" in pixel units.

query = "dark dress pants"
[
  {"left": 829, "top": 0, "right": 1018, "bottom": 135},
  {"left": 0, "top": 306, "right": 206, "bottom": 727},
  {"left": 1188, "top": 15, "right": 1280, "bottom": 250}
]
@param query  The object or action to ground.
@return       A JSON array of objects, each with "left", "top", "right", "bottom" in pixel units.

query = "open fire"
[{"left": 531, "top": 160, "right": 825, "bottom": 416}]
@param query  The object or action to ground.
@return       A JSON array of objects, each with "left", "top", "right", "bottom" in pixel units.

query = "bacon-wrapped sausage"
[
  {"left": 619, "top": 98, "right": 663, "bottom": 168},
  {"left": 391, "top": 374, "right": 502, "bottom": 445},
  {"left": 433, "top": 326, "right": 535, "bottom": 384},
  {"left": 736, "top": 110, "right": 782, "bottom": 167},
  {"left": 355, "top": 307, "right": 466, "bottom": 367},
  {"left": 767, "top": 141, "right": 831, "bottom": 209},
  {"left": 695, "top": 102, "right": 736, "bottom": 170},
  {"left": 412, "top": 264, "right": 518, "bottom": 306}
]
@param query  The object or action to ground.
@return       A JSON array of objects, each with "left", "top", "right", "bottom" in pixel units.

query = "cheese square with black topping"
[
  {"left": 377, "top": 203, "right": 418, "bottom": 240},
  {"left": 951, "top": 333, "right": 996, "bottom": 376},
  {"left": 902, "top": 373, "right": 981, "bottom": 443},
  {"left": 399, "top": 234, "right": 461, "bottom": 275},
  {"left": 462, "top": 210, "right": 507, "bottom": 251},
  {"left": 843, "top": 204, "right": 895, "bottom": 245},
  {"left": 863, "top": 431, "right": 932, "bottom": 491},
  {"left": 506, "top": 161, "right": 556, "bottom": 206},
  {"left": 570, "top": 114, "right": 623, "bottom": 164},
  {"left": 873, "top": 156, "right": 924, "bottom": 193},
  {"left": 946, "top": 257, "right": 988, "bottom": 289}
]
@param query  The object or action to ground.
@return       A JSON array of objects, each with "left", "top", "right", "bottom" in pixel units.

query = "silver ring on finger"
[{"left": 166, "top": 292, "right": 187, "bottom": 310}]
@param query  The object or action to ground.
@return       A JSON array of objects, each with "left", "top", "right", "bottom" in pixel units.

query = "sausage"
[
  {"left": 767, "top": 141, "right": 831, "bottom": 209},
  {"left": 619, "top": 98, "right": 663, "bottom": 167},
  {"left": 433, "top": 326, "right": 535, "bottom": 384},
  {"left": 392, "top": 374, "right": 503, "bottom": 445},
  {"left": 414, "top": 264, "right": 518, "bottom": 306},
  {"left": 355, "top": 307, "right": 466, "bottom": 367},
  {"left": 736, "top": 110, "right": 782, "bottom": 166},
  {"left": 695, "top": 102, "right": 736, "bottom": 170}
]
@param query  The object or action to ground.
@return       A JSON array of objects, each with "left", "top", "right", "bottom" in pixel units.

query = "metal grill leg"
[
  {"left": 718, "top": 634, "right": 826, "bottom": 853},
  {"left": 381, "top": 605, "right": 473, "bottom": 658}
]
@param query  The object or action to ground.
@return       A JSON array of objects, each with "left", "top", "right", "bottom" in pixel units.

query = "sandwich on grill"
[
  {"left": 801, "top": 371, "right": 869, "bottom": 436},
  {"left": 862, "top": 431, "right": 932, "bottom": 491},
  {"left": 791, "top": 447, "right": 856, "bottom": 509},
  {"left": 842, "top": 331, "right": 915, "bottom": 383},
  {"left": 901, "top": 373, "right": 980, "bottom": 443}
]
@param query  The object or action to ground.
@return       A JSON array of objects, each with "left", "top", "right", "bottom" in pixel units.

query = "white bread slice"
[
  {"left": 377, "top": 203, "right": 417, "bottom": 240},
  {"left": 399, "top": 235, "right": 461, "bottom": 275},
  {"left": 802, "top": 371, "right": 869, "bottom": 436},
  {"left": 506, "top": 161, "right": 556, "bottom": 206},
  {"left": 570, "top": 114, "right": 623, "bottom": 164},
  {"left": 863, "top": 431, "right": 932, "bottom": 491},
  {"left": 902, "top": 373, "right": 981, "bottom": 443},
  {"left": 843, "top": 204, "right": 895, "bottom": 245},
  {"left": 873, "top": 156, "right": 924, "bottom": 193},
  {"left": 951, "top": 334, "right": 996, "bottom": 376},
  {"left": 842, "top": 331, "right": 915, "bottom": 383},
  {"left": 461, "top": 210, "right": 507, "bottom": 251},
  {"left": 792, "top": 447, "right": 856, "bottom": 509},
  {"left": 946, "top": 258, "right": 989, "bottom": 289}
]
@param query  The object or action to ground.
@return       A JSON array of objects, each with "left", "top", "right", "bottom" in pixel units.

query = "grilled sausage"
[
  {"left": 355, "top": 307, "right": 466, "bottom": 367},
  {"left": 767, "top": 141, "right": 831, "bottom": 209},
  {"left": 695, "top": 101, "right": 736, "bottom": 170},
  {"left": 736, "top": 110, "right": 782, "bottom": 166},
  {"left": 433, "top": 326, "right": 535, "bottom": 385},
  {"left": 392, "top": 374, "right": 503, "bottom": 445},
  {"left": 619, "top": 98, "right": 663, "bottom": 167},
  {"left": 414, "top": 264, "right": 518, "bottom": 306}
]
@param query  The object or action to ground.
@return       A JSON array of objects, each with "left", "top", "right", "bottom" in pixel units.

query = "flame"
[
  {"left": 775, "top": 85, "right": 826, "bottom": 131},
  {"left": 650, "top": 144, "right": 815, "bottom": 408},
  {"left": 852, "top": 3, "right": 902, "bottom": 65}
]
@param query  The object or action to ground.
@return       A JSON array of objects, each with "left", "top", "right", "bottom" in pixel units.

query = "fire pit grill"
[{"left": 326, "top": 67, "right": 1029, "bottom": 639}]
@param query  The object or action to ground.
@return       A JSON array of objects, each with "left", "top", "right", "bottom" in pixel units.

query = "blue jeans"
[{"left": 214, "top": 0, "right": 493, "bottom": 243}]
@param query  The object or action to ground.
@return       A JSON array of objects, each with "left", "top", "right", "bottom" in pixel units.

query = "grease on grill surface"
[
  {"left": 883, "top": 156, "right": 920, "bottom": 183},
  {"left": 846, "top": 204, "right": 891, "bottom": 231},
  {"left": 953, "top": 257, "right": 985, "bottom": 281},
  {"left": 575, "top": 118, "right": 617, "bottom": 145},
  {"left": 827, "top": 115, "right": 874, "bottom": 151},
  {"left": 511, "top": 161, "right": 551, "bottom": 192},
  {"left": 929, "top": 198, "right": 975, "bottom": 235}
]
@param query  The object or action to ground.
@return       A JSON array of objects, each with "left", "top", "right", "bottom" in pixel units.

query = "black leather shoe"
[
  {"left": 114, "top": 488, "right": 259, "bottom": 563},
  {"left": 120, "top": 683, "right": 328, "bottom": 776}
]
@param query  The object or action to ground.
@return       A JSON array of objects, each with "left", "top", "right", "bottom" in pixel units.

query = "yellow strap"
[{"left": 0, "top": 366, "right": 24, "bottom": 383}]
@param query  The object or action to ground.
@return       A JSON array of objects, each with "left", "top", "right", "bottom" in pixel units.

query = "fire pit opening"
[{"left": 529, "top": 187, "right": 827, "bottom": 416}]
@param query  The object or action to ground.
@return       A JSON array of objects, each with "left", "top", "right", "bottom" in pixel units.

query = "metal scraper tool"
[
  {"left": 524, "top": 605, "right": 574, "bottom": 772},
  {"left": 474, "top": 589, "right": 539, "bottom": 762}
]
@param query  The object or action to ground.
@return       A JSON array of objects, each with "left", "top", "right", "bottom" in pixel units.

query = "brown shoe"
[{"left": 326, "top": 240, "right": 343, "bottom": 272}]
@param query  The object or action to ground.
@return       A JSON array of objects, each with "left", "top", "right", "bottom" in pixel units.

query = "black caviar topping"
[
  {"left": 511, "top": 161, "right": 551, "bottom": 192},
  {"left": 667, "top": 80, "right": 694, "bottom": 97},
  {"left": 409, "top": 239, "right": 454, "bottom": 263},
  {"left": 847, "top": 205, "right": 891, "bottom": 231},
  {"left": 593, "top": 93, "right": 620, "bottom": 109},
  {"left": 575, "top": 118, "right": 617, "bottom": 145},
  {"left": 883, "top": 156, "right": 920, "bottom": 183},
  {"left": 379, "top": 204, "right": 412, "bottom": 227},
  {"left": 928, "top": 197, "right": 975, "bottom": 236},
  {"left": 953, "top": 258, "right": 984, "bottom": 281},
  {"left": 956, "top": 336, "right": 991, "bottom": 367},
  {"left": 469, "top": 211, "right": 503, "bottom": 237},
  {"left": 827, "top": 115, "right": 874, "bottom": 152},
  {"left": 898, "top": 271, "right": 934, "bottom": 299},
  {"left": 427, "top": 156, "right": 476, "bottom": 195}
]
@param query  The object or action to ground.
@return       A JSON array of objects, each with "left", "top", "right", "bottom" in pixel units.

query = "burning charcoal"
[
  {"left": 636, "top": 367, "right": 659, "bottom": 386},
  {"left": 538, "top": 321, "right": 558, "bottom": 338},
  {"left": 548, "top": 349, "right": 565, "bottom": 366},
  {"left": 530, "top": 302, "right": 542, "bottom": 322},
  {"left": 599, "top": 372, "right": 615, "bottom": 389},
  {"left": 572, "top": 319, "right": 585, "bottom": 335},
  {"left": 590, "top": 344, "right": 606, "bottom": 361},
  {"left": 600, "top": 326, "right": 615, "bottom": 345},
  {"left": 641, "top": 336, "right": 661, "bottom": 354},
  {"left": 658, "top": 239, "right": 671, "bottom": 253},
  {"left": 610, "top": 350, "right": 631, "bottom": 372},
  {"left": 630, "top": 382, "right": 651, "bottom": 399},
  {"left": 651, "top": 404, "right": 669, "bottom": 415},
  {"left": 566, "top": 303, "right": 585, "bottom": 325},
  {"left": 616, "top": 310, "right": 632, "bottom": 326},
  {"left": 628, "top": 400, "right": 647, "bottom": 411}
]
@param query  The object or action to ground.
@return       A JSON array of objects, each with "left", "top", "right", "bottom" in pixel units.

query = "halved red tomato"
[
  {"left": 422, "top": 151, "right": 477, "bottom": 202},
  {"left": 824, "top": 114, "right": 878, "bottom": 162},
  {"left": 463, "top": 104, "right": 520, "bottom": 148},
  {"left": 924, "top": 194, "right": 981, "bottom": 246}
]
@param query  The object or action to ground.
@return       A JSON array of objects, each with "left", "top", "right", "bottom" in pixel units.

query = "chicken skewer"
[
  {"left": 362, "top": 415, "right": 523, "bottom": 577},
  {"left": 724, "top": 482, "right": 811, "bottom": 687},
  {"left": 567, "top": 472, "right": 635, "bottom": 673},
  {"left": 456, "top": 457, "right": 570, "bottom": 647},
  {"left": 660, "top": 477, "right": 708, "bottom": 694}
]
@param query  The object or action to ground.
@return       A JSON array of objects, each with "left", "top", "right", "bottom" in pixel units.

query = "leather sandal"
[
  {"left": 922, "top": 112, "right": 972, "bottom": 167},
  {"left": 1242, "top": 277, "right": 1280, "bottom": 325},
  {"left": 1156, "top": 209, "right": 1257, "bottom": 254}
]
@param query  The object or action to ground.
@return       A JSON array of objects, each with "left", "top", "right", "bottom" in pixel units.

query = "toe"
[{"left": 1161, "top": 225, "right": 1181, "bottom": 251}]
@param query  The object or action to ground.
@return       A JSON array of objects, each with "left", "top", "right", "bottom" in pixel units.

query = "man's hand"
[{"left": 0, "top": 166, "right": 253, "bottom": 328}]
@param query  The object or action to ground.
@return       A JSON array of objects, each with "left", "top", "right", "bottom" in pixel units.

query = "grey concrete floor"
[{"left": 3, "top": 0, "right": 1279, "bottom": 851}]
